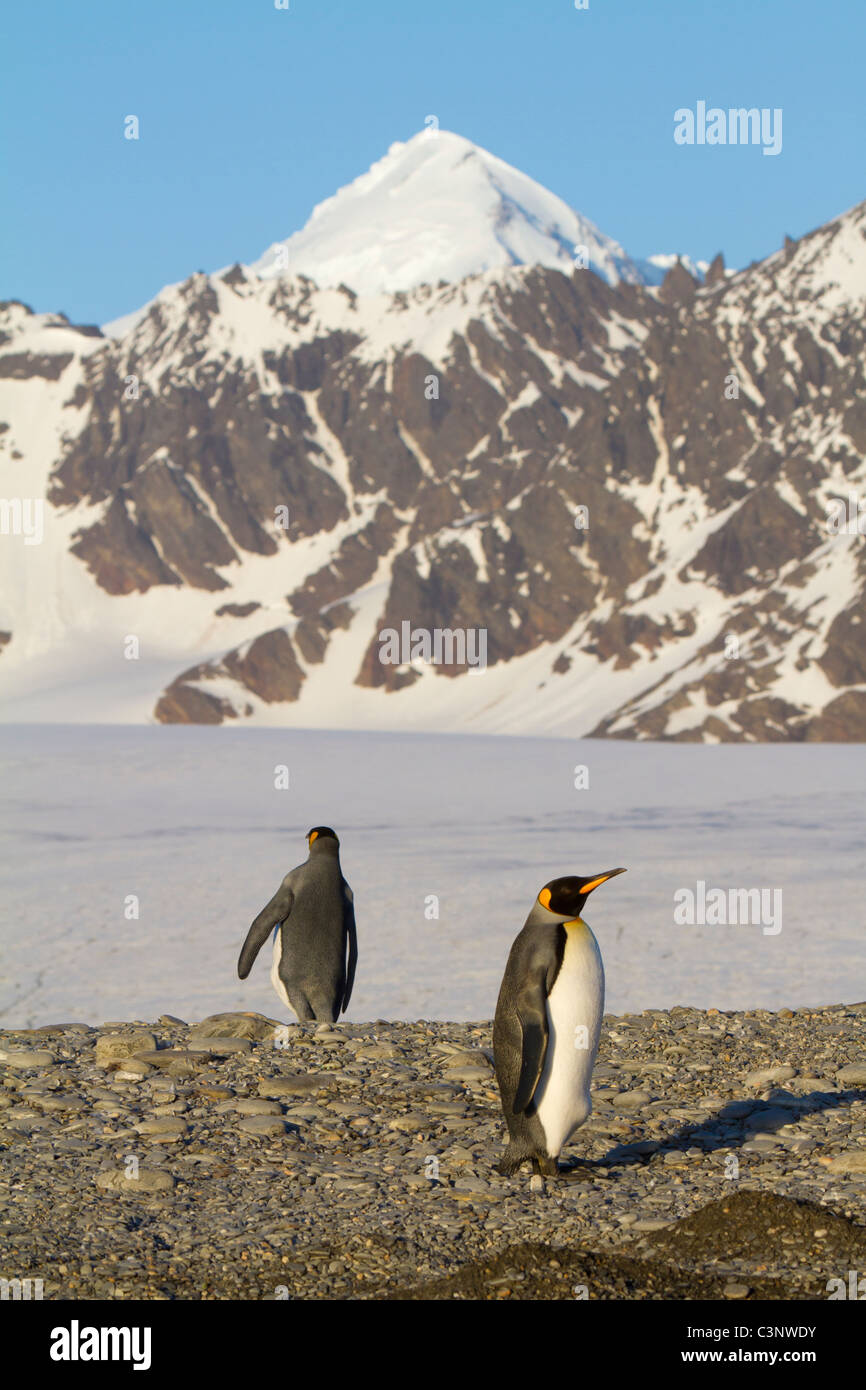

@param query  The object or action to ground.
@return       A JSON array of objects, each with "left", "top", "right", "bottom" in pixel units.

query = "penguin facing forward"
[
  {"left": 493, "top": 868, "right": 626, "bottom": 1176},
  {"left": 237, "top": 827, "right": 357, "bottom": 1023}
]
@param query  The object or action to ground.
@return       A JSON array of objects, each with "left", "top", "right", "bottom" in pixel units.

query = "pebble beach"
[{"left": 2, "top": 1004, "right": 865, "bottom": 1300}]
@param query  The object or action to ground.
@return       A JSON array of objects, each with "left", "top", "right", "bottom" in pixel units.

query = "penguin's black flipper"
[
  {"left": 341, "top": 892, "right": 358, "bottom": 1014},
  {"left": 513, "top": 978, "right": 549, "bottom": 1113},
  {"left": 237, "top": 881, "right": 294, "bottom": 978}
]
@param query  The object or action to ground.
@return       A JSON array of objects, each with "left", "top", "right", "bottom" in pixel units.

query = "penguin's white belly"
[
  {"left": 533, "top": 921, "right": 604, "bottom": 1158},
  {"left": 270, "top": 929, "right": 291, "bottom": 1008}
]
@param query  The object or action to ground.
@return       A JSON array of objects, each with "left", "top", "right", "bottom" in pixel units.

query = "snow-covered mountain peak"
[
  {"left": 100, "top": 130, "right": 718, "bottom": 339},
  {"left": 250, "top": 128, "right": 644, "bottom": 294}
]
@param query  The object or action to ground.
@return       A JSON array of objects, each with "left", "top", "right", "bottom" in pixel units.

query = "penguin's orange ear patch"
[
  {"left": 539, "top": 888, "right": 552, "bottom": 908},
  {"left": 308, "top": 830, "right": 318, "bottom": 844}
]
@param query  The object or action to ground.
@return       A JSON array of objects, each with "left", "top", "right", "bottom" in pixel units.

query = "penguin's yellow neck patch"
[{"left": 564, "top": 917, "right": 588, "bottom": 932}]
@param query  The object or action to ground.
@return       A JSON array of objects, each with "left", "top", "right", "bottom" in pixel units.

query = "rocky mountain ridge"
[{"left": 0, "top": 145, "right": 863, "bottom": 739}]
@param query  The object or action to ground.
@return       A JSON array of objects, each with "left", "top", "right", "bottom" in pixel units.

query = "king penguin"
[
  {"left": 237, "top": 826, "right": 358, "bottom": 1023},
  {"left": 493, "top": 868, "right": 626, "bottom": 1175}
]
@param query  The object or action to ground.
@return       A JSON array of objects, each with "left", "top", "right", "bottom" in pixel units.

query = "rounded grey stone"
[
  {"left": 0, "top": 1048, "right": 57, "bottom": 1069},
  {"left": 236, "top": 1115, "right": 288, "bottom": 1137},
  {"left": 95, "top": 1168, "right": 174, "bottom": 1194}
]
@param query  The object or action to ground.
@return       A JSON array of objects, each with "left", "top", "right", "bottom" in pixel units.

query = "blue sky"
[{"left": 3, "top": 0, "right": 863, "bottom": 325}]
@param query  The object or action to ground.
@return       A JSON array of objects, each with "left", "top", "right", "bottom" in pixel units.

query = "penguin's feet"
[
  {"left": 531, "top": 1154, "right": 560, "bottom": 1178},
  {"left": 496, "top": 1148, "right": 558, "bottom": 1177},
  {"left": 495, "top": 1144, "right": 534, "bottom": 1176}
]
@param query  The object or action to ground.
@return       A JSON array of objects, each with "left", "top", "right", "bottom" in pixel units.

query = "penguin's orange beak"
[{"left": 581, "top": 868, "right": 626, "bottom": 895}]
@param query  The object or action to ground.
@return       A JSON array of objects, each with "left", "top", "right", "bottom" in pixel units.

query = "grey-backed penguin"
[
  {"left": 493, "top": 869, "right": 626, "bottom": 1175},
  {"left": 237, "top": 826, "right": 357, "bottom": 1023}
]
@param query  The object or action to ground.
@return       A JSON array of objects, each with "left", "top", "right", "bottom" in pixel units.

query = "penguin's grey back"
[
  {"left": 239, "top": 831, "right": 357, "bottom": 1024},
  {"left": 280, "top": 845, "right": 348, "bottom": 1002}
]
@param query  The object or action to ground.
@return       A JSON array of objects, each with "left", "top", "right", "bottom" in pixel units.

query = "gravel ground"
[{"left": 1, "top": 1003, "right": 864, "bottom": 1300}]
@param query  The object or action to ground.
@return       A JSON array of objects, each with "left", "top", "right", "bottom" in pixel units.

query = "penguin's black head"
[
  {"left": 537, "top": 869, "right": 626, "bottom": 922},
  {"left": 306, "top": 826, "right": 339, "bottom": 849}
]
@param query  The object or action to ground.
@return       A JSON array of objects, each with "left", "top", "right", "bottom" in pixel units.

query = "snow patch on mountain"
[{"left": 635, "top": 252, "right": 712, "bottom": 284}]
